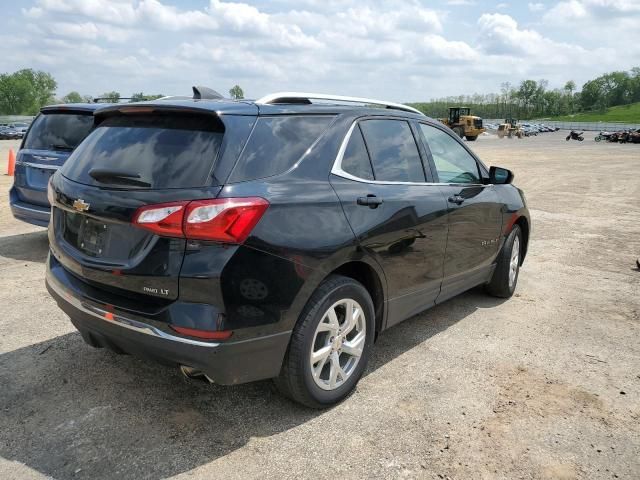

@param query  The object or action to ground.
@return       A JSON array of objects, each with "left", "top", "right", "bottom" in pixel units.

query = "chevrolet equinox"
[{"left": 46, "top": 92, "right": 530, "bottom": 408}]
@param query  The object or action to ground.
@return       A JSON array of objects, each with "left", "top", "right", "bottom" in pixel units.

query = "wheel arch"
[
  {"left": 514, "top": 216, "right": 529, "bottom": 263},
  {"left": 330, "top": 260, "right": 386, "bottom": 336}
]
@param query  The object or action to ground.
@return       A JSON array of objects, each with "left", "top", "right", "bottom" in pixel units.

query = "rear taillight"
[
  {"left": 133, "top": 201, "right": 188, "bottom": 238},
  {"left": 132, "top": 197, "right": 269, "bottom": 243}
]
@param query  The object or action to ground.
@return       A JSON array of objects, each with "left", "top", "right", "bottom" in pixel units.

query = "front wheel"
[
  {"left": 275, "top": 275, "right": 375, "bottom": 408},
  {"left": 486, "top": 225, "right": 522, "bottom": 298},
  {"left": 465, "top": 135, "right": 478, "bottom": 141},
  {"left": 566, "top": 135, "right": 571, "bottom": 141},
  {"left": 595, "top": 136, "right": 601, "bottom": 142}
]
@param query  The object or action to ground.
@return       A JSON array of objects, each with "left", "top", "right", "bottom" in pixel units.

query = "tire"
[
  {"left": 453, "top": 127, "right": 464, "bottom": 138},
  {"left": 578, "top": 137, "right": 584, "bottom": 141},
  {"left": 486, "top": 225, "right": 522, "bottom": 298},
  {"left": 565, "top": 135, "right": 571, "bottom": 141},
  {"left": 595, "top": 136, "right": 601, "bottom": 142},
  {"left": 275, "top": 275, "right": 375, "bottom": 408},
  {"left": 465, "top": 135, "right": 478, "bottom": 141}
]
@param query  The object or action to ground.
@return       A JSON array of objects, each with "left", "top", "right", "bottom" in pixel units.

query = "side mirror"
[{"left": 489, "top": 166, "right": 514, "bottom": 184}]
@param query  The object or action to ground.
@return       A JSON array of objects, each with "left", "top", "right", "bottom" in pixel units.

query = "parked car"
[
  {"left": 0, "top": 126, "right": 23, "bottom": 140},
  {"left": 8, "top": 122, "right": 30, "bottom": 134},
  {"left": 46, "top": 92, "right": 530, "bottom": 408},
  {"left": 10, "top": 104, "right": 102, "bottom": 226}
]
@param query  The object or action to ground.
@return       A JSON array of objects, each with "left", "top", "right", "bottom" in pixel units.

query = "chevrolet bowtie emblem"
[{"left": 73, "top": 198, "right": 90, "bottom": 212}]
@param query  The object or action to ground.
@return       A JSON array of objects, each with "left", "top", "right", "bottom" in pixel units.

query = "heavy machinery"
[
  {"left": 497, "top": 118, "right": 523, "bottom": 139},
  {"left": 439, "top": 107, "right": 485, "bottom": 141}
]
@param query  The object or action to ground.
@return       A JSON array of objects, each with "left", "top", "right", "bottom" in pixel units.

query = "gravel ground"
[{"left": 0, "top": 132, "right": 638, "bottom": 480}]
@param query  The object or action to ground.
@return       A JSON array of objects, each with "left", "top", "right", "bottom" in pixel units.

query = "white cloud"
[
  {"left": 4, "top": 0, "right": 638, "bottom": 102},
  {"left": 528, "top": 2, "right": 545, "bottom": 12}
]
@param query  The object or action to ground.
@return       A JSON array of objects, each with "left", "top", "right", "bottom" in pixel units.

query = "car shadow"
[
  {"left": 0, "top": 288, "right": 505, "bottom": 479},
  {"left": 0, "top": 230, "right": 49, "bottom": 263}
]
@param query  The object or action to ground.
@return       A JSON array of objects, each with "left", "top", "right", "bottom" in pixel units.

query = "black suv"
[{"left": 46, "top": 93, "right": 530, "bottom": 408}]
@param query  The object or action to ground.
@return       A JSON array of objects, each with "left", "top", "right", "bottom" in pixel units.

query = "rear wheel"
[
  {"left": 275, "top": 275, "right": 375, "bottom": 408},
  {"left": 486, "top": 225, "right": 522, "bottom": 298}
]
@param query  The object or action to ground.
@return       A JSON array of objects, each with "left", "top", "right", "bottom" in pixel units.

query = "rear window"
[
  {"left": 23, "top": 113, "right": 93, "bottom": 151},
  {"left": 60, "top": 114, "right": 224, "bottom": 189},
  {"left": 229, "top": 115, "right": 334, "bottom": 182}
]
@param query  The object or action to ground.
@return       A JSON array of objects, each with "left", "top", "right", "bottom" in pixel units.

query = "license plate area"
[
  {"left": 26, "top": 166, "right": 55, "bottom": 189},
  {"left": 78, "top": 218, "right": 109, "bottom": 257},
  {"left": 63, "top": 212, "right": 110, "bottom": 258}
]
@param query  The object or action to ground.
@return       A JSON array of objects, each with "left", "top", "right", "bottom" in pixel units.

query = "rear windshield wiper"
[
  {"left": 88, "top": 168, "right": 151, "bottom": 188},
  {"left": 51, "top": 144, "right": 74, "bottom": 152}
]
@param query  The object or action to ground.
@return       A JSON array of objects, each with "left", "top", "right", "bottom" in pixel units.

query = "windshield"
[
  {"left": 60, "top": 113, "right": 224, "bottom": 189},
  {"left": 23, "top": 113, "right": 94, "bottom": 151}
]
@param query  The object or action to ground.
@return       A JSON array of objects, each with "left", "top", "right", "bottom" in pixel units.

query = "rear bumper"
[
  {"left": 9, "top": 187, "right": 50, "bottom": 227},
  {"left": 45, "top": 255, "right": 291, "bottom": 385}
]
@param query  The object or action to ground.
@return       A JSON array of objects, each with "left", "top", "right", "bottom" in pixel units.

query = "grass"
[{"left": 548, "top": 102, "right": 640, "bottom": 123}]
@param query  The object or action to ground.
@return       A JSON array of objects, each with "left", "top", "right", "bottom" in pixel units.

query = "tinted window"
[
  {"left": 341, "top": 126, "right": 374, "bottom": 180},
  {"left": 419, "top": 124, "right": 480, "bottom": 184},
  {"left": 359, "top": 120, "right": 425, "bottom": 182},
  {"left": 230, "top": 116, "right": 333, "bottom": 182},
  {"left": 60, "top": 114, "right": 224, "bottom": 189},
  {"left": 23, "top": 113, "right": 93, "bottom": 151}
]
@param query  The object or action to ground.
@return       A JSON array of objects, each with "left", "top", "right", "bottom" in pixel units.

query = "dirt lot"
[{"left": 0, "top": 132, "right": 638, "bottom": 480}]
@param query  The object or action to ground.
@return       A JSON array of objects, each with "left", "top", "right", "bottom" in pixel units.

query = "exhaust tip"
[{"left": 180, "top": 365, "right": 214, "bottom": 383}]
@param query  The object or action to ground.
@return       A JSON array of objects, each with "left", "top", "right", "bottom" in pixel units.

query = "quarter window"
[
  {"left": 230, "top": 115, "right": 334, "bottom": 182},
  {"left": 359, "top": 120, "right": 425, "bottom": 183},
  {"left": 341, "top": 125, "right": 374, "bottom": 180},
  {"left": 419, "top": 124, "right": 480, "bottom": 184}
]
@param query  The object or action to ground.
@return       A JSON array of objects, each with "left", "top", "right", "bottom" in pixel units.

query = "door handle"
[
  {"left": 448, "top": 195, "right": 465, "bottom": 205},
  {"left": 357, "top": 194, "right": 383, "bottom": 209}
]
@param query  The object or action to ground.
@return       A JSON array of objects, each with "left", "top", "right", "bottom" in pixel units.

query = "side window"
[
  {"left": 419, "top": 124, "right": 480, "bottom": 184},
  {"left": 359, "top": 119, "right": 425, "bottom": 183},
  {"left": 341, "top": 125, "right": 374, "bottom": 180},
  {"left": 230, "top": 115, "right": 334, "bottom": 182}
]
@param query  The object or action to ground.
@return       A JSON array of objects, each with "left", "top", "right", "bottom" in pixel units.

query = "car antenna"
[{"left": 192, "top": 86, "right": 224, "bottom": 100}]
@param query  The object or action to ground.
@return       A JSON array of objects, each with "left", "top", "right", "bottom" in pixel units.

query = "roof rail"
[{"left": 255, "top": 92, "right": 424, "bottom": 116}]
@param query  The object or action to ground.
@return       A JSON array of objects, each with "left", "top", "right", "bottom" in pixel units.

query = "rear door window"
[
  {"left": 359, "top": 119, "right": 425, "bottom": 183},
  {"left": 229, "top": 115, "right": 333, "bottom": 182},
  {"left": 23, "top": 113, "right": 94, "bottom": 151},
  {"left": 60, "top": 114, "right": 224, "bottom": 189}
]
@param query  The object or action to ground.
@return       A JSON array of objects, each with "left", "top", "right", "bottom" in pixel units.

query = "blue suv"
[{"left": 10, "top": 104, "right": 101, "bottom": 226}]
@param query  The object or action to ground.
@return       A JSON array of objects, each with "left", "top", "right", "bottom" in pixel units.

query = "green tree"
[
  {"left": 229, "top": 85, "right": 244, "bottom": 99},
  {"left": 62, "top": 91, "right": 84, "bottom": 103},
  {"left": 564, "top": 81, "right": 576, "bottom": 113},
  {"left": 130, "top": 92, "right": 164, "bottom": 102},
  {"left": 0, "top": 69, "right": 57, "bottom": 114},
  {"left": 99, "top": 91, "right": 121, "bottom": 103}
]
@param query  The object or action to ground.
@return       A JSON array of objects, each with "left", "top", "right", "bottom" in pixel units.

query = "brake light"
[
  {"left": 184, "top": 198, "right": 269, "bottom": 242},
  {"left": 133, "top": 201, "right": 188, "bottom": 237},
  {"left": 170, "top": 325, "right": 233, "bottom": 341},
  {"left": 132, "top": 197, "right": 269, "bottom": 243}
]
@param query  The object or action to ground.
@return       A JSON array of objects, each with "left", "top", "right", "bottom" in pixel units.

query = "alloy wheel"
[{"left": 309, "top": 298, "right": 366, "bottom": 391}]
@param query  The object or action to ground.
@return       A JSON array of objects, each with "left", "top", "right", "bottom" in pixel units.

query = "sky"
[{"left": 2, "top": 0, "right": 640, "bottom": 102}]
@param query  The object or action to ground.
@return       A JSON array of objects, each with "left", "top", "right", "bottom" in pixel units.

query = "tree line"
[
  {"left": 2, "top": 66, "right": 639, "bottom": 119},
  {"left": 410, "top": 67, "right": 640, "bottom": 120},
  {"left": 0, "top": 69, "right": 165, "bottom": 115}
]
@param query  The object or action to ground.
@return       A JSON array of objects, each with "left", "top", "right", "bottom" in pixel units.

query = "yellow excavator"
[{"left": 439, "top": 107, "right": 485, "bottom": 141}]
